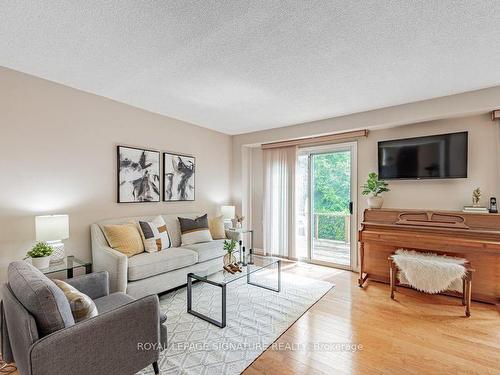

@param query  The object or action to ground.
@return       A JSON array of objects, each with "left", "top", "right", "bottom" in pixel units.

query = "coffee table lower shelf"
[{"left": 187, "top": 259, "right": 281, "bottom": 328}]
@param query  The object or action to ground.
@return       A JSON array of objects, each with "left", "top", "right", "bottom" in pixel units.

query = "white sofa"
[{"left": 91, "top": 213, "right": 235, "bottom": 298}]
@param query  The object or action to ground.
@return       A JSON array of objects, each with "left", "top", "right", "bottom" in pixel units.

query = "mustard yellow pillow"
[
  {"left": 209, "top": 215, "right": 226, "bottom": 240},
  {"left": 102, "top": 223, "right": 144, "bottom": 257}
]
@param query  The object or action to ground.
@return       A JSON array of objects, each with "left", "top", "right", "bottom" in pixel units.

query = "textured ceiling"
[{"left": 2, "top": 1, "right": 500, "bottom": 135}]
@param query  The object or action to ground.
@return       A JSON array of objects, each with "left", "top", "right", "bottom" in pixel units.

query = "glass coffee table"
[{"left": 187, "top": 254, "right": 281, "bottom": 328}]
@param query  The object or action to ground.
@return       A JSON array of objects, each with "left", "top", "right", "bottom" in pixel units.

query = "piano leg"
[
  {"left": 358, "top": 242, "right": 365, "bottom": 287},
  {"left": 462, "top": 278, "right": 467, "bottom": 306},
  {"left": 465, "top": 271, "right": 472, "bottom": 317},
  {"left": 390, "top": 263, "right": 394, "bottom": 299}
]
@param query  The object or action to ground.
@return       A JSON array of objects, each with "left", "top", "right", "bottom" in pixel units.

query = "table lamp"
[
  {"left": 35, "top": 214, "right": 69, "bottom": 263},
  {"left": 220, "top": 205, "right": 235, "bottom": 228}
]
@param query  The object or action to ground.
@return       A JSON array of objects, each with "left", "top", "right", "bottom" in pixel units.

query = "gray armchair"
[{"left": 1, "top": 261, "right": 167, "bottom": 375}]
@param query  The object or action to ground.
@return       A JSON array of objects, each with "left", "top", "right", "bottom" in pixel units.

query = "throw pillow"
[
  {"left": 102, "top": 223, "right": 144, "bottom": 257},
  {"left": 138, "top": 216, "right": 172, "bottom": 252},
  {"left": 209, "top": 215, "right": 226, "bottom": 240},
  {"left": 53, "top": 279, "right": 98, "bottom": 322},
  {"left": 178, "top": 214, "right": 213, "bottom": 245}
]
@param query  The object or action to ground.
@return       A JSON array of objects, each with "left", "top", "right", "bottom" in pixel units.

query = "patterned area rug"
[{"left": 138, "top": 270, "right": 333, "bottom": 375}]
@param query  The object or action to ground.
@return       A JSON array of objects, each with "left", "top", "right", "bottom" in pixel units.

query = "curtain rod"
[{"left": 261, "top": 129, "right": 368, "bottom": 150}]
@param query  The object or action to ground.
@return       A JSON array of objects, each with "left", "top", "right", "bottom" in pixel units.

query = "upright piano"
[{"left": 358, "top": 208, "right": 500, "bottom": 304}]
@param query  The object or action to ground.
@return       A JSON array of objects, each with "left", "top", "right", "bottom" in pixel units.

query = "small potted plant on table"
[
  {"left": 223, "top": 239, "right": 237, "bottom": 266},
  {"left": 362, "top": 172, "right": 390, "bottom": 209},
  {"left": 24, "top": 242, "right": 54, "bottom": 270}
]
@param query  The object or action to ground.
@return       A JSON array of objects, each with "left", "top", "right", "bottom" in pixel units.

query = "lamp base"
[{"left": 48, "top": 240, "right": 65, "bottom": 263}]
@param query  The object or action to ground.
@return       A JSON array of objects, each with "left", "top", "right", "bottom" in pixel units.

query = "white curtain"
[{"left": 263, "top": 146, "right": 297, "bottom": 258}]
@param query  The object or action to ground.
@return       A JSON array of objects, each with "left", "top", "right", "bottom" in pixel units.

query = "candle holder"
[{"left": 242, "top": 246, "right": 247, "bottom": 266}]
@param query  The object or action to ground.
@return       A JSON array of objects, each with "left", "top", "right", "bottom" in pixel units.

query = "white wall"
[
  {"left": 0, "top": 67, "right": 232, "bottom": 283},
  {"left": 232, "top": 85, "right": 500, "bottom": 216},
  {"left": 244, "top": 114, "right": 500, "bottom": 255},
  {"left": 358, "top": 114, "right": 500, "bottom": 212}
]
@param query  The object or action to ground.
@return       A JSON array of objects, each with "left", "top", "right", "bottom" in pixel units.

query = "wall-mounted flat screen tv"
[{"left": 378, "top": 131, "right": 468, "bottom": 180}]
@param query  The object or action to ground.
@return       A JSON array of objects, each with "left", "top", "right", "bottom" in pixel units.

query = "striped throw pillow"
[
  {"left": 53, "top": 279, "right": 98, "bottom": 322},
  {"left": 138, "top": 216, "right": 171, "bottom": 252},
  {"left": 178, "top": 214, "right": 213, "bottom": 245}
]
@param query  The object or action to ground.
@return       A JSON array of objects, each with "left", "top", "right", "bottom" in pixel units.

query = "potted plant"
[
  {"left": 362, "top": 172, "right": 390, "bottom": 209},
  {"left": 24, "top": 242, "right": 54, "bottom": 270},
  {"left": 223, "top": 239, "right": 237, "bottom": 266}
]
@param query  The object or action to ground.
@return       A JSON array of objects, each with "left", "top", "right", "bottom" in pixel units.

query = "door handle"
[{"left": 349, "top": 201, "right": 353, "bottom": 215}]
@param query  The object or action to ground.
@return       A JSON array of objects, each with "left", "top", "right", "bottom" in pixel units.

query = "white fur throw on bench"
[{"left": 392, "top": 250, "right": 467, "bottom": 294}]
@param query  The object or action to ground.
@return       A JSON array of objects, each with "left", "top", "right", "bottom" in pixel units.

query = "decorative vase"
[
  {"left": 367, "top": 196, "right": 384, "bottom": 209},
  {"left": 231, "top": 218, "right": 238, "bottom": 229},
  {"left": 31, "top": 256, "right": 51, "bottom": 270},
  {"left": 223, "top": 253, "right": 237, "bottom": 266}
]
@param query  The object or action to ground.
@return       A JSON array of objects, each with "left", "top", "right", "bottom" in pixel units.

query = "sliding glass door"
[{"left": 296, "top": 143, "right": 357, "bottom": 269}]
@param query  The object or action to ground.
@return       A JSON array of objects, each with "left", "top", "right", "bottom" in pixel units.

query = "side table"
[{"left": 42, "top": 255, "right": 92, "bottom": 279}]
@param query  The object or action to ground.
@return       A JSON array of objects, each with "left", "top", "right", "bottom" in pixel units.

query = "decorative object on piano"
[
  {"left": 489, "top": 197, "right": 498, "bottom": 213},
  {"left": 389, "top": 250, "right": 473, "bottom": 317},
  {"left": 472, "top": 187, "right": 481, "bottom": 206},
  {"left": 361, "top": 172, "right": 390, "bottom": 209},
  {"left": 462, "top": 188, "right": 489, "bottom": 212},
  {"left": 223, "top": 239, "right": 237, "bottom": 266},
  {"left": 231, "top": 214, "right": 245, "bottom": 229}
]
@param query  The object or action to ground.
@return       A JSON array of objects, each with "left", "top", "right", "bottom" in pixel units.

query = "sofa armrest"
[
  {"left": 65, "top": 271, "right": 109, "bottom": 299},
  {"left": 29, "top": 295, "right": 160, "bottom": 375},
  {"left": 91, "top": 223, "right": 128, "bottom": 293}
]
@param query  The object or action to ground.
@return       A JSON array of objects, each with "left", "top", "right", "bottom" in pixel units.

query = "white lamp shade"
[
  {"left": 220, "top": 205, "right": 235, "bottom": 220},
  {"left": 35, "top": 215, "right": 69, "bottom": 241}
]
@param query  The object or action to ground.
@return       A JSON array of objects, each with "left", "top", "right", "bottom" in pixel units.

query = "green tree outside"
[{"left": 312, "top": 152, "right": 350, "bottom": 241}]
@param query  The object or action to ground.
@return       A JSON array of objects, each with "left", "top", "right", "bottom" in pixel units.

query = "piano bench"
[{"left": 388, "top": 255, "right": 474, "bottom": 317}]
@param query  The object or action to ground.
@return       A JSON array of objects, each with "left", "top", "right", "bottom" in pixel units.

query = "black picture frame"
[
  {"left": 163, "top": 152, "right": 196, "bottom": 202},
  {"left": 117, "top": 145, "right": 161, "bottom": 203}
]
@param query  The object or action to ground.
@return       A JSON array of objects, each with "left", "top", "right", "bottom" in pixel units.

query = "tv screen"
[{"left": 378, "top": 132, "right": 468, "bottom": 180}]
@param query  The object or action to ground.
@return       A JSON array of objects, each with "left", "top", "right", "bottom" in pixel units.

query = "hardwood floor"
[
  {"left": 243, "top": 262, "right": 500, "bottom": 375},
  {"left": 7, "top": 262, "right": 499, "bottom": 375}
]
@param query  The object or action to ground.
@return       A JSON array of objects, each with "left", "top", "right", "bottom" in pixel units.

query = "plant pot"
[
  {"left": 367, "top": 196, "right": 384, "bottom": 209},
  {"left": 223, "top": 253, "right": 237, "bottom": 266},
  {"left": 31, "top": 256, "right": 51, "bottom": 270}
]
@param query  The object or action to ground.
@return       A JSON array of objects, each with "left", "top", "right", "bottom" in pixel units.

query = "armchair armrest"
[
  {"left": 29, "top": 295, "right": 160, "bottom": 375},
  {"left": 65, "top": 271, "right": 109, "bottom": 299}
]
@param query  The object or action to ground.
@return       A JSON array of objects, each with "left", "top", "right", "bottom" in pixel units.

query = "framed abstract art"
[
  {"left": 117, "top": 146, "right": 160, "bottom": 203},
  {"left": 163, "top": 152, "right": 195, "bottom": 201}
]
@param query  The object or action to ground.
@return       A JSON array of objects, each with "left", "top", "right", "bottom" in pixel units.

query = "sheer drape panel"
[{"left": 262, "top": 146, "right": 297, "bottom": 258}]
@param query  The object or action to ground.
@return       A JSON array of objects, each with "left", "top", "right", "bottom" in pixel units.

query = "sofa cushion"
[
  {"left": 8, "top": 261, "right": 75, "bottom": 337},
  {"left": 127, "top": 248, "right": 198, "bottom": 281},
  {"left": 93, "top": 292, "right": 135, "bottom": 314},
  {"left": 182, "top": 239, "right": 226, "bottom": 263}
]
